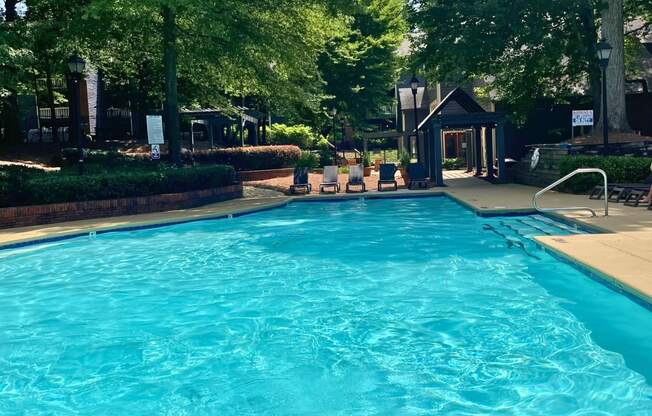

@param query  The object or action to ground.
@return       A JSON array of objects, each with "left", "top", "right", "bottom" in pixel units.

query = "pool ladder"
[{"left": 533, "top": 168, "right": 608, "bottom": 217}]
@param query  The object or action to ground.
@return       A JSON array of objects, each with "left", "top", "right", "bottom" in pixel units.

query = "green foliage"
[
  {"left": 193, "top": 145, "right": 301, "bottom": 171},
  {"left": 295, "top": 151, "right": 320, "bottom": 169},
  {"left": 320, "top": 0, "right": 407, "bottom": 126},
  {"left": 362, "top": 151, "right": 371, "bottom": 167},
  {"left": 318, "top": 149, "right": 335, "bottom": 167},
  {"left": 268, "top": 124, "right": 318, "bottom": 149},
  {"left": 398, "top": 151, "right": 411, "bottom": 168},
  {"left": 559, "top": 156, "right": 652, "bottom": 193},
  {"left": 410, "top": 0, "right": 596, "bottom": 118},
  {"left": 0, "top": 165, "right": 235, "bottom": 207},
  {"left": 443, "top": 158, "right": 466, "bottom": 170}
]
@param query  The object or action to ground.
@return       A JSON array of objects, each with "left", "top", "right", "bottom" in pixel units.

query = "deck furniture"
[
  {"left": 623, "top": 186, "right": 651, "bottom": 207},
  {"left": 590, "top": 174, "right": 652, "bottom": 201},
  {"left": 346, "top": 164, "right": 366, "bottom": 193},
  {"left": 377, "top": 164, "right": 398, "bottom": 192},
  {"left": 319, "top": 165, "right": 340, "bottom": 193},
  {"left": 289, "top": 167, "right": 311, "bottom": 194},
  {"left": 407, "top": 163, "right": 428, "bottom": 190}
]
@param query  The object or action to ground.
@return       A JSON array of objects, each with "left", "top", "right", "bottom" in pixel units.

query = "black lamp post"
[
  {"left": 330, "top": 107, "right": 337, "bottom": 162},
  {"left": 596, "top": 38, "right": 613, "bottom": 155},
  {"left": 68, "top": 55, "right": 86, "bottom": 175},
  {"left": 410, "top": 75, "right": 419, "bottom": 156}
]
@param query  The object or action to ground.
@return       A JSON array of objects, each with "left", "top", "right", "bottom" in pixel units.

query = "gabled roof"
[
  {"left": 398, "top": 87, "right": 429, "bottom": 110},
  {"left": 417, "top": 87, "right": 485, "bottom": 130}
]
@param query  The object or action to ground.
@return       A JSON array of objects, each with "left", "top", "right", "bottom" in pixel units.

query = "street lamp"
[
  {"left": 330, "top": 107, "right": 337, "bottom": 162},
  {"left": 410, "top": 74, "right": 420, "bottom": 157},
  {"left": 596, "top": 38, "right": 612, "bottom": 155},
  {"left": 68, "top": 54, "right": 86, "bottom": 175}
]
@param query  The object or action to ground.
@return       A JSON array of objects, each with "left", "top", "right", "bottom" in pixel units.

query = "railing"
[{"left": 533, "top": 168, "right": 608, "bottom": 217}]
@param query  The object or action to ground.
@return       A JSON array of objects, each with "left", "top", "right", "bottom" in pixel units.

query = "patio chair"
[
  {"left": 624, "top": 185, "right": 652, "bottom": 207},
  {"left": 407, "top": 163, "right": 428, "bottom": 190},
  {"left": 319, "top": 165, "right": 340, "bottom": 193},
  {"left": 377, "top": 163, "right": 398, "bottom": 192},
  {"left": 589, "top": 173, "right": 652, "bottom": 201},
  {"left": 289, "top": 167, "right": 311, "bottom": 194},
  {"left": 346, "top": 164, "right": 366, "bottom": 193}
]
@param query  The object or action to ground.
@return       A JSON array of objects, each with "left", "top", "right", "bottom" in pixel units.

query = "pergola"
[
  {"left": 416, "top": 88, "right": 507, "bottom": 186},
  {"left": 180, "top": 107, "right": 264, "bottom": 148}
]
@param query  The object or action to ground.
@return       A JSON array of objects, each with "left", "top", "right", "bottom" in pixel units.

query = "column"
[
  {"left": 474, "top": 125, "right": 483, "bottom": 176},
  {"left": 496, "top": 122, "right": 506, "bottom": 183},
  {"left": 431, "top": 123, "right": 444, "bottom": 186},
  {"left": 485, "top": 126, "right": 494, "bottom": 180}
]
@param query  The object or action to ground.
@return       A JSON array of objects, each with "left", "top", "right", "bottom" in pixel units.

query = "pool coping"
[{"left": 1, "top": 189, "right": 650, "bottom": 309}]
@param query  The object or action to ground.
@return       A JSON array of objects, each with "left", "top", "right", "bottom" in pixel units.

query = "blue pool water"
[{"left": 1, "top": 196, "right": 651, "bottom": 415}]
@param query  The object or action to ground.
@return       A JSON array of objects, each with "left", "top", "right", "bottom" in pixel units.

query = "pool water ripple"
[{"left": 0, "top": 197, "right": 651, "bottom": 415}]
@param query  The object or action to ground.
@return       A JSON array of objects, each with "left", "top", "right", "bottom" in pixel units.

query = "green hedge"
[
  {"left": 0, "top": 165, "right": 235, "bottom": 207},
  {"left": 559, "top": 156, "right": 652, "bottom": 193},
  {"left": 193, "top": 145, "right": 301, "bottom": 170},
  {"left": 56, "top": 148, "right": 154, "bottom": 168},
  {"left": 268, "top": 124, "right": 321, "bottom": 149}
]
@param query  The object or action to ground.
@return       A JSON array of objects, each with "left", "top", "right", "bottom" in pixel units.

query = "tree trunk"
[
  {"left": 598, "top": 0, "right": 631, "bottom": 132},
  {"left": 579, "top": 2, "right": 601, "bottom": 123},
  {"left": 45, "top": 61, "right": 59, "bottom": 144},
  {"left": 162, "top": 5, "right": 181, "bottom": 165},
  {"left": 1, "top": 0, "right": 21, "bottom": 145}
]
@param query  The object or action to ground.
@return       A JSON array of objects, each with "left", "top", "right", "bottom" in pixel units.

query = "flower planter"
[
  {"left": 399, "top": 167, "right": 409, "bottom": 185},
  {"left": 364, "top": 166, "right": 372, "bottom": 177}
]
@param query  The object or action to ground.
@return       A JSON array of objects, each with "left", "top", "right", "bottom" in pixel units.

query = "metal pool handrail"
[{"left": 533, "top": 168, "right": 608, "bottom": 217}]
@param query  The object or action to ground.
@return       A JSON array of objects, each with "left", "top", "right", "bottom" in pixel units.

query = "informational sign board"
[
  {"left": 151, "top": 144, "right": 161, "bottom": 160},
  {"left": 572, "top": 110, "right": 594, "bottom": 127},
  {"left": 146, "top": 115, "right": 164, "bottom": 144}
]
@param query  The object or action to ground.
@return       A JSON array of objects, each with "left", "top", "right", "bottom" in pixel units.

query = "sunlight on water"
[{"left": 0, "top": 197, "right": 651, "bottom": 415}]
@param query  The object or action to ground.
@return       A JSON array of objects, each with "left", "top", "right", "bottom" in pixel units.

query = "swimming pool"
[{"left": 1, "top": 196, "right": 651, "bottom": 414}]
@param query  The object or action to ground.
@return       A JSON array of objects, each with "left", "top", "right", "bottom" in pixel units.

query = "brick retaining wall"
[
  {"left": 237, "top": 168, "right": 294, "bottom": 182},
  {"left": 0, "top": 184, "right": 243, "bottom": 229},
  {"left": 511, "top": 144, "right": 569, "bottom": 187}
]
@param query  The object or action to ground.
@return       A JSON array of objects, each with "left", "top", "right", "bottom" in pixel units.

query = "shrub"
[
  {"left": 443, "top": 158, "right": 466, "bottom": 170},
  {"left": 57, "top": 148, "right": 157, "bottom": 171},
  {"left": 0, "top": 165, "right": 236, "bottom": 207},
  {"left": 559, "top": 155, "right": 652, "bottom": 193},
  {"left": 295, "top": 151, "right": 320, "bottom": 169},
  {"left": 362, "top": 152, "right": 371, "bottom": 168},
  {"left": 193, "top": 145, "right": 301, "bottom": 171},
  {"left": 399, "top": 152, "right": 411, "bottom": 168},
  {"left": 268, "top": 124, "right": 319, "bottom": 149}
]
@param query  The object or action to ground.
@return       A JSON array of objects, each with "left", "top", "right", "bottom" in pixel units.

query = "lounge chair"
[
  {"left": 346, "top": 164, "right": 366, "bottom": 193},
  {"left": 407, "top": 163, "right": 428, "bottom": 190},
  {"left": 319, "top": 165, "right": 340, "bottom": 193},
  {"left": 624, "top": 185, "right": 652, "bottom": 207},
  {"left": 378, "top": 163, "right": 398, "bottom": 191},
  {"left": 589, "top": 174, "right": 652, "bottom": 201},
  {"left": 289, "top": 167, "right": 311, "bottom": 194}
]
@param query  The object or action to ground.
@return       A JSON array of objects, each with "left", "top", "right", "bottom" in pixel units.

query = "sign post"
[
  {"left": 571, "top": 110, "right": 593, "bottom": 140},
  {"left": 146, "top": 115, "right": 164, "bottom": 160}
]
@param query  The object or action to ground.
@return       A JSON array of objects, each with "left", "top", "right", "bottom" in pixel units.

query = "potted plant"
[
  {"left": 399, "top": 151, "right": 411, "bottom": 184},
  {"left": 362, "top": 152, "right": 372, "bottom": 176}
]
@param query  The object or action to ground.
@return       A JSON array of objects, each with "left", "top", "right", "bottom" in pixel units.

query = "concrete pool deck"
[{"left": 1, "top": 171, "right": 650, "bottom": 304}]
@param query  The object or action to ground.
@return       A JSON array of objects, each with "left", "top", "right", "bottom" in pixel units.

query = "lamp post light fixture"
[
  {"left": 410, "top": 74, "right": 420, "bottom": 156},
  {"left": 330, "top": 107, "right": 337, "bottom": 162},
  {"left": 596, "top": 38, "right": 613, "bottom": 155},
  {"left": 68, "top": 54, "right": 86, "bottom": 175}
]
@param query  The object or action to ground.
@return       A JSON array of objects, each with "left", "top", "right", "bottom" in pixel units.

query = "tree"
[
  {"left": 0, "top": 0, "right": 22, "bottom": 145},
  {"left": 319, "top": 0, "right": 407, "bottom": 127},
  {"left": 598, "top": 0, "right": 631, "bottom": 132},
  {"left": 84, "top": 0, "right": 344, "bottom": 157},
  {"left": 410, "top": 0, "right": 641, "bottom": 133}
]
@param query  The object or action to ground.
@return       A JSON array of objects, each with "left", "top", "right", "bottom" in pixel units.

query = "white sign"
[
  {"left": 572, "top": 110, "right": 594, "bottom": 127},
  {"left": 151, "top": 144, "right": 161, "bottom": 160},
  {"left": 146, "top": 115, "right": 164, "bottom": 144},
  {"left": 242, "top": 114, "right": 258, "bottom": 125}
]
